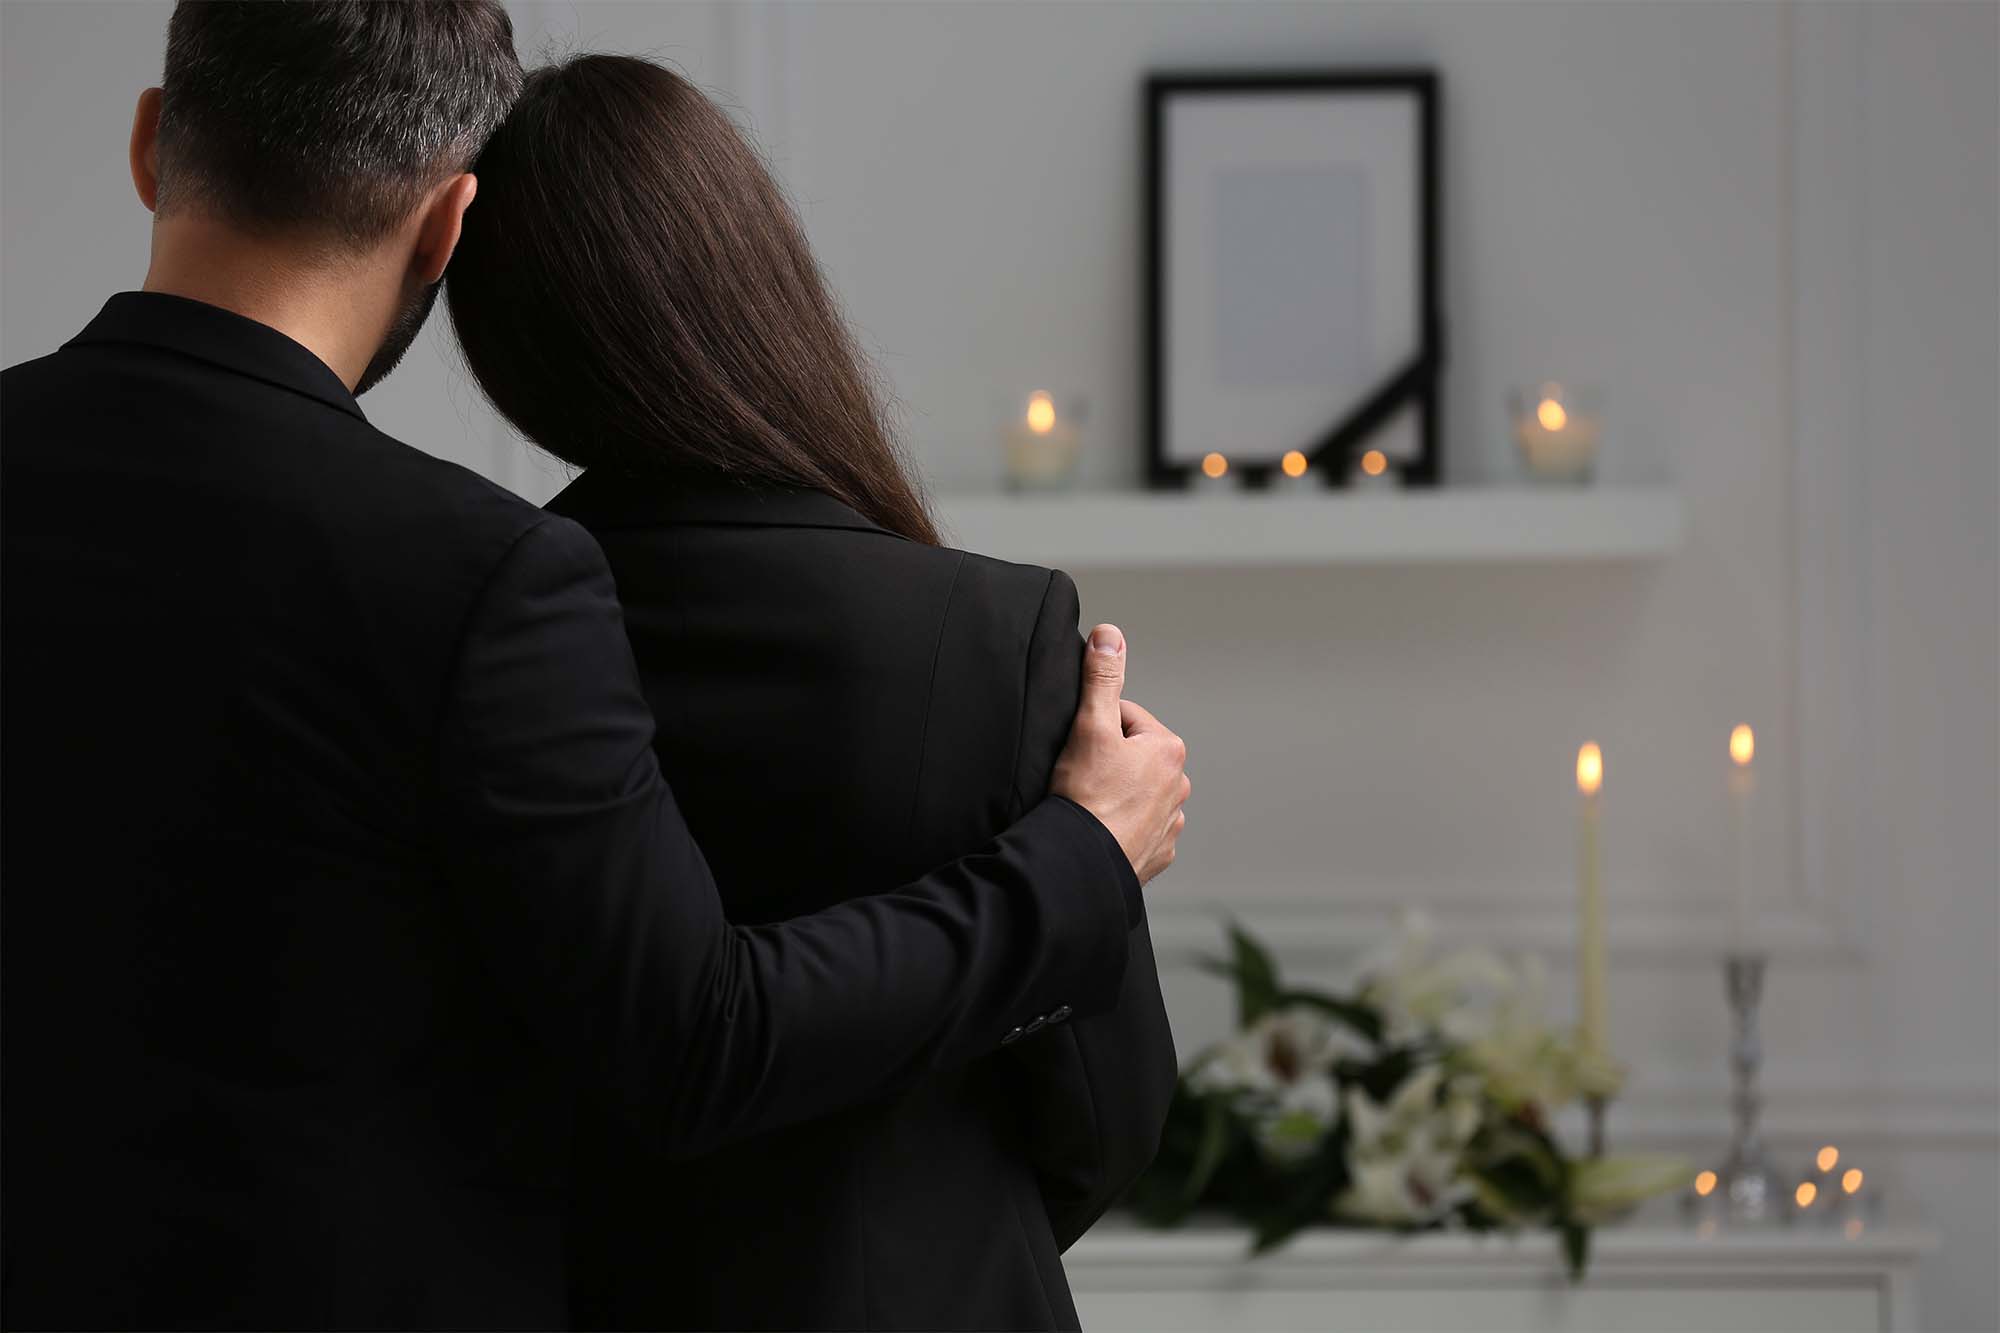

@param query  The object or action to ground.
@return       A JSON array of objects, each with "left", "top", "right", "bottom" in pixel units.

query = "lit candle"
[
  {"left": 1195, "top": 451, "right": 1235, "bottom": 494},
  {"left": 1576, "top": 741, "right": 1608, "bottom": 1061},
  {"left": 1003, "top": 390, "right": 1081, "bottom": 490},
  {"left": 1349, "top": 447, "right": 1396, "bottom": 490},
  {"left": 1512, "top": 384, "right": 1603, "bottom": 484},
  {"left": 1729, "top": 724, "right": 1755, "bottom": 942}
]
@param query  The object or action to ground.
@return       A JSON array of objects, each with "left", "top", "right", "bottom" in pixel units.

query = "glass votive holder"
[
  {"left": 1510, "top": 382, "right": 1603, "bottom": 485},
  {"left": 1000, "top": 389, "right": 1087, "bottom": 491},
  {"left": 1800, "top": 1149, "right": 1879, "bottom": 1229}
]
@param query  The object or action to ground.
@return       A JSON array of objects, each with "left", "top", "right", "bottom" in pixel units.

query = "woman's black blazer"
[{"left": 545, "top": 470, "right": 1178, "bottom": 1332}]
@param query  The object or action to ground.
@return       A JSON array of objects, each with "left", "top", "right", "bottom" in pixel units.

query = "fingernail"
[{"left": 1090, "top": 627, "right": 1124, "bottom": 655}]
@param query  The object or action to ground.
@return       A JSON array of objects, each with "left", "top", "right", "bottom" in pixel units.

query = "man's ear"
[
  {"left": 412, "top": 173, "right": 478, "bottom": 286},
  {"left": 129, "top": 88, "right": 164, "bottom": 213}
]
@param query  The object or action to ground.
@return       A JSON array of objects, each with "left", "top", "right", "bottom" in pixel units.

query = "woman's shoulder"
[
  {"left": 916, "top": 546, "right": 1084, "bottom": 829},
  {"left": 932, "top": 546, "right": 1080, "bottom": 649}
]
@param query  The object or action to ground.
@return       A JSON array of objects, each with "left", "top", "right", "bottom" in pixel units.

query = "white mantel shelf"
[
  {"left": 1064, "top": 1222, "right": 1937, "bottom": 1332},
  {"left": 936, "top": 487, "right": 1684, "bottom": 570}
]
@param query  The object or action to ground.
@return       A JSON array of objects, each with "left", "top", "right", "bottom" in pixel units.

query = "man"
[{"left": 0, "top": 3, "right": 1190, "bottom": 1327}]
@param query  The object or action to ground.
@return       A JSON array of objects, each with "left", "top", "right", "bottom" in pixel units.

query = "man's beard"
[{"left": 354, "top": 280, "right": 441, "bottom": 396}]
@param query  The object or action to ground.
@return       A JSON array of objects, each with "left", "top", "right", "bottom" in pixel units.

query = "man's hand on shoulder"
[{"left": 1051, "top": 624, "right": 1189, "bottom": 885}]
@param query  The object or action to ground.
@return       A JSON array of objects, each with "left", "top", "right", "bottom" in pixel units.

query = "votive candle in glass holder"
[
  {"left": 1002, "top": 390, "right": 1086, "bottom": 491},
  {"left": 1510, "top": 383, "right": 1603, "bottom": 484}
]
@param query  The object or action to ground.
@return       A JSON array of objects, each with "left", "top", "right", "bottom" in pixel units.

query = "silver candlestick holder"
[{"left": 1716, "top": 951, "right": 1780, "bottom": 1222}]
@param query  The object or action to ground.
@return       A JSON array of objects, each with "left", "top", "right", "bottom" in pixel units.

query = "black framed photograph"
[{"left": 1145, "top": 71, "right": 1442, "bottom": 489}]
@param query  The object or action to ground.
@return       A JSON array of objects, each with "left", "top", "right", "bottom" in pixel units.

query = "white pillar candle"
[
  {"left": 1728, "top": 724, "right": 1755, "bottom": 942},
  {"left": 1576, "top": 742, "right": 1608, "bottom": 1061}
]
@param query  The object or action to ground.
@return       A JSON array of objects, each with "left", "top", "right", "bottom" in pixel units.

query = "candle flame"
[
  {"left": 1025, "top": 391, "right": 1056, "bottom": 435},
  {"left": 1693, "top": 1170, "right": 1717, "bottom": 1198},
  {"left": 1201, "top": 452, "right": 1228, "bottom": 479},
  {"left": 1817, "top": 1145, "right": 1839, "bottom": 1172},
  {"left": 1731, "top": 724, "right": 1755, "bottom": 767},
  {"left": 1360, "top": 449, "right": 1388, "bottom": 477},
  {"left": 1280, "top": 450, "right": 1308, "bottom": 478},
  {"left": 1842, "top": 1168, "right": 1864, "bottom": 1194},
  {"left": 1537, "top": 397, "right": 1569, "bottom": 432},
  {"left": 1796, "top": 1181, "right": 1818, "bottom": 1208},
  {"left": 1576, "top": 742, "right": 1603, "bottom": 796}
]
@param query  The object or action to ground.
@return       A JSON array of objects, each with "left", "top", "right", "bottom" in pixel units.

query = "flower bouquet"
[{"left": 1125, "top": 915, "right": 1691, "bottom": 1277}]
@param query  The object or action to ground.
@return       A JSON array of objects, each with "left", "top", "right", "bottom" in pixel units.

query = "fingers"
[
  {"left": 1119, "top": 697, "right": 1162, "bottom": 736},
  {"left": 1074, "top": 624, "right": 1127, "bottom": 738},
  {"left": 1119, "top": 700, "right": 1189, "bottom": 774}
]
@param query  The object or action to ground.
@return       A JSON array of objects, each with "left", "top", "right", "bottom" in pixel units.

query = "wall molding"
[
  {"left": 1567, "top": 1083, "right": 2000, "bottom": 1154},
  {"left": 1144, "top": 898, "right": 1857, "bottom": 969}
]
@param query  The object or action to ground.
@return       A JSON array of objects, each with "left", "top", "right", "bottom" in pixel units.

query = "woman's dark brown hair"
[{"left": 446, "top": 55, "right": 938, "bottom": 544}]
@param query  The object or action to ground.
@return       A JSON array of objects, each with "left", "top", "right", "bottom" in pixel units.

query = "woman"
[{"left": 445, "top": 55, "right": 1177, "bottom": 1332}]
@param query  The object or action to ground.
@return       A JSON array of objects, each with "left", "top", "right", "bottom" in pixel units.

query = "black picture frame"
[{"left": 1144, "top": 70, "right": 1443, "bottom": 489}]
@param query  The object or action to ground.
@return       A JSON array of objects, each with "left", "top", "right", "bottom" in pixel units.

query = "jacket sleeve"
[
  {"left": 1001, "top": 568, "right": 1180, "bottom": 1251},
  {"left": 432, "top": 516, "right": 1141, "bottom": 1158}
]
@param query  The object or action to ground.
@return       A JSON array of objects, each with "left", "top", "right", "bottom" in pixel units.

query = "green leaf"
[
  {"left": 1180, "top": 1096, "right": 1234, "bottom": 1209},
  {"left": 1226, "top": 921, "right": 1283, "bottom": 1025},
  {"left": 1122, "top": 1086, "right": 1215, "bottom": 1222},
  {"left": 1250, "top": 1211, "right": 1312, "bottom": 1254},
  {"left": 1276, "top": 989, "right": 1384, "bottom": 1044},
  {"left": 1239, "top": 1148, "right": 1351, "bottom": 1255},
  {"left": 1477, "top": 1126, "right": 1566, "bottom": 1196},
  {"left": 1471, "top": 1156, "right": 1559, "bottom": 1215},
  {"left": 1561, "top": 1223, "right": 1591, "bottom": 1280}
]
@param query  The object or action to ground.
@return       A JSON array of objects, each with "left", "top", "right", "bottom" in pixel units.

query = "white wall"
[{"left": 3, "top": 2, "right": 1993, "bottom": 1327}]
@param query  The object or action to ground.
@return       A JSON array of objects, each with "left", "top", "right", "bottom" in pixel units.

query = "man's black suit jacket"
[
  {"left": 546, "top": 472, "right": 1179, "bottom": 1331},
  {"left": 0, "top": 294, "right": 1142, "bottom": 1330}
]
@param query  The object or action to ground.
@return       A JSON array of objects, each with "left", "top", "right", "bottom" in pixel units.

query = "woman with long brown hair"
[{"left": 446, "top": 55, "right": 1177, "bottom": 1331}]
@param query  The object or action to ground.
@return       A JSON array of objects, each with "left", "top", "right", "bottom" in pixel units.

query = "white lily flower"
[
  {"left": 1188, "top": 1005, "right": 1366, "bottom": 1099},
  {"left": 1253, "top": 1070, "right": 1341, "bottom": 1165},
  {"left": 1336, "top": 1064, "right": 1485, "bottom": 1224},
  {"left": 1187, "top": 1031, "right": 1278, "bottom": 1098},
  {"left": 1189, "top": 1006, "right": 1366, "bottom": 1165},
  {"left": 1356, "top": 911, "right": 1516, "bottom": 1047}
]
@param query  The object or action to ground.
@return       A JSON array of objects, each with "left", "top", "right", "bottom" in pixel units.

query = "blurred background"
[{"left": 3, "top": 2, "right": 1993, "bottom": 1329}]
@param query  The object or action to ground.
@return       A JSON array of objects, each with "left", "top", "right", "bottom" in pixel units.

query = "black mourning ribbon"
[{"left": 1301, "top": 344, "right": 1440, "bottom": 483}]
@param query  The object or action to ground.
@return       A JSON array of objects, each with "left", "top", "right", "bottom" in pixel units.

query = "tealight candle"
[
  {"left": 1511, "top": 383, "right": 1603, "bottom": 484},
  {"left": 1192, "top": 451, "right": 1240, "bottom": 493},
  {"left": 1277, "top": 449, "right": 1313, "bottom": 487},
  {"left": 1349, "top": 448, "right": 1397, "bottom": 490},
  {"left": 1003, "top": 390, "right": 1082, "bottom": 490}
]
